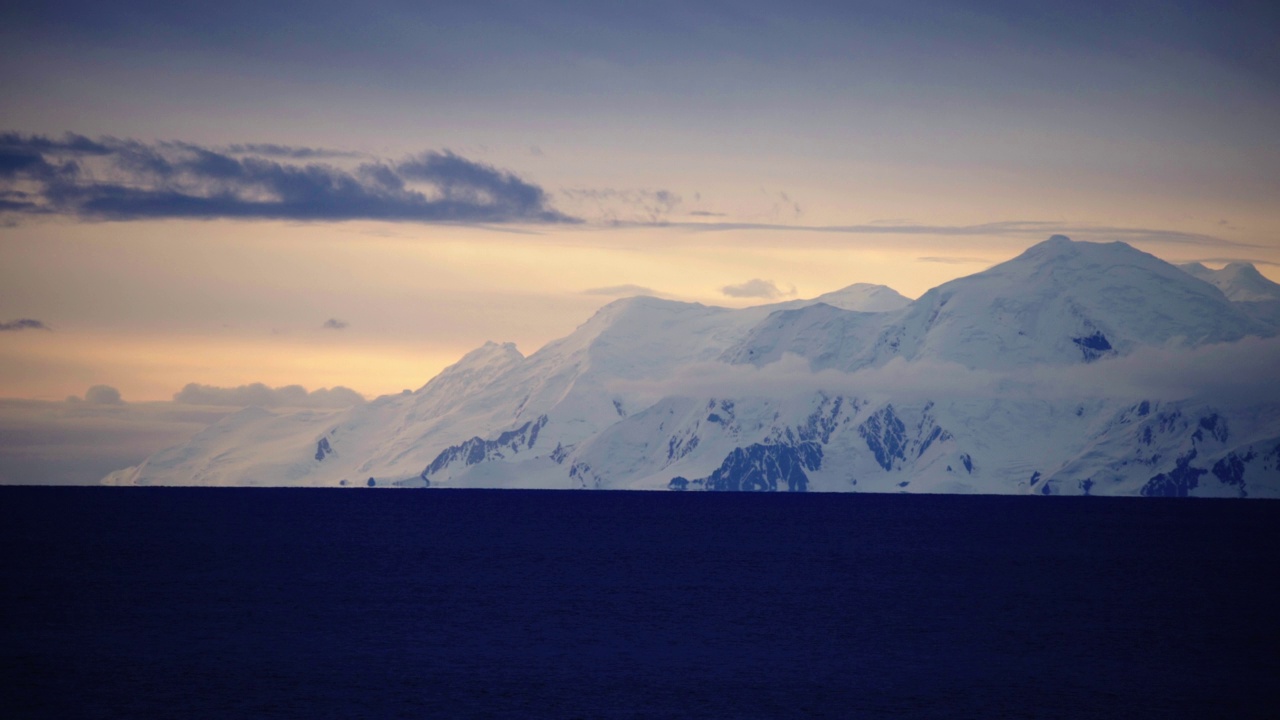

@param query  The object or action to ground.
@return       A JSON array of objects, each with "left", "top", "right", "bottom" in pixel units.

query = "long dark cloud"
[
  {"left": 223, "top": 143, "right": 364, "bottom": 160},
  {"left": 0, "top": 318, "right": 51, "bottom": 331},
  {"left": 173, "top": 382, "right": 365, "bottom": 408},
  {"left": 0, "top": 132, "right": 576, "bottom": 224}
]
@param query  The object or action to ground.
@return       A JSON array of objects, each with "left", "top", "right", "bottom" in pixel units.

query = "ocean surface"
[{"left": 2, "top": 488, "right": 1278, "bottom": 719}]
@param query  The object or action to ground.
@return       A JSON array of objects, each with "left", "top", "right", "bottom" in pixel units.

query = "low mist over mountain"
[{"left": 105, "top": 237, "right": 1280, "bottom": 497}]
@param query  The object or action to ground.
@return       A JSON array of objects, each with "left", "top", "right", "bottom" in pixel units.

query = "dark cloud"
[
  {"left": 83, "top": 385, "right": 124, "bottom": 405},
  {"left": 721, "top": 278, "right": 794, "bottom": 300},
  {"left": 688, "top": 210, "right": 726, "bottom": 217},
  {"left": 0, "top": 132, "right": 576, "bottom": 225},
  {"left": 0, "top": 318, "right": 50, "bottom": 331},
  {"left": 322, "top": 318, "right": 348, "bottom": 330},
  {"left": 224, "top": 143, "right": 363, "bottom": 159},
  {"left": 173, "top": 382, "right": 365, "bottom": 408},
  {"left": 582, "top": 284, "right": 659, "bottom": 297},
  {"left": 397, "top": 151, "right": 563, "bottom": 221}
]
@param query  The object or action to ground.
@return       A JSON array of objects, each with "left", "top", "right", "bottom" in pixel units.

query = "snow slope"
[{"left": 104, "top": 237, "right": 1280, "bottom": 497}]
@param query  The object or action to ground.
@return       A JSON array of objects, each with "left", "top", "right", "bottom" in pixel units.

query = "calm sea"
[{"left": 2, "top": 487, "right": 1277, "bottom": 718}]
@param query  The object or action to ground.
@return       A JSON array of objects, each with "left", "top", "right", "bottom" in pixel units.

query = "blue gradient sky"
[{"left": 2, "top": 1, "right": 1278, "bottom": 400}]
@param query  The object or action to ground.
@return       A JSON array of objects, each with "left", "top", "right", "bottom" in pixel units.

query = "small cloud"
[
  {"left": 173, "top": 382, "right": 365, "bottom": 408},
  {"left": 84, "top": 385, "right": 124, "bottom": 405},
  {"left": 688, "top": 210, "right": 726, "bottom": 217},
  {"left": 0, "top": 318, "right": 50, "bottom": 331},
  {"left": 529, "top": 145, "right": 544, "bottom": 157},
  {"left": 322, "top": 318, "right": 348, "bottom": 330},
  {"left": 721, "top": 279, "right": 795, "bottom": 299},
  {"left": 582, "top": 284, "right": 659, "bottom": 297}
]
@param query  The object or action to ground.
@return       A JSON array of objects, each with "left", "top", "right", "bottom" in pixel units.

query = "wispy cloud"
[
  {"left": 917, "top": 256, "right": 992, "bottom": 265},
  {"left": 560, "top": 188, "right": 682, "bottom": 224},
  {"left": 721, "top": 278, "right": 795, "bottom": 300},
  {"left": 0, "top": 318, "right": 50, "bottom": 331},
  {"left": 582, "top": 284, "right": 660, "bottom": 297},
  {"left": 322, "top": 318, "right": 349, "bottom": 330},
  {"left": 620, "top": 219, "right": 1253, "bottom": 248},
  {"left": 0, "top": 132, "right": 576, "bottom": 225}
]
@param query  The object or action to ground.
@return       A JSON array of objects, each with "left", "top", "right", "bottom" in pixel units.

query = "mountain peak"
[
  {"left": 882, "top": 236, "right": 1271, "bottom": 369},
  {"left": 811, "top": 283, "right": 912, "bottom": 312},
  {"left": 1222, "top": 262, "right": 1268, "bottom": 281},
  {"left": 1028, "top": 233, "right": 1076, "bottom": 254},
  {"left": 1004, "top": 237, "right": 1209, "bottom": 285},
  {"left": 466, "top": 340, "right": 523, "bottom": 361},
  {"left": 1015, "top": 235, "right": 1135, "bottom": 264},
  {"left": 1181, "top": 261, "right": 1280, "bottom": 302},
  {"left": 414, "top": 340, "right": 524, "bottom": 394}
]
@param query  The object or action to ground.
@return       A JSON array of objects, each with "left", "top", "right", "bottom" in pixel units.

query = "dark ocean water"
[{"left": 2, "top": 488, "right": 1277, "bottom": 719}]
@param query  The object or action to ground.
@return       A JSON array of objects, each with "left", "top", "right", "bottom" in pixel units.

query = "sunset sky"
[{"left": 3, "top": 0, "right": 1279, "bottom": 402}]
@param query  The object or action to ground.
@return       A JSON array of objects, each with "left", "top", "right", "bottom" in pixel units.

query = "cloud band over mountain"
[
  {"left": 173, "top": 382, "right": 365, "bottom": 408},
  {"left": 0, "top": 133, "right": 576, "bottom": 224}
]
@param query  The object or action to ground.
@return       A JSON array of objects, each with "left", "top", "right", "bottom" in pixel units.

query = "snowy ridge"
[
  {"left": 771, "top": 283, "right": 912, "bottom": 313},
  {"left": 1178, "top": 261, "right": 1280, "bottom": 328},
  {"left": 1179, "top": 261, "right": 1280, "bottom": 303},
  {"left": 105, "top": 237, "right": 1280, "bottom": 496}
]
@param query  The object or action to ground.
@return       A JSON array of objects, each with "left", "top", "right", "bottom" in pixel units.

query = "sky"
[{"left": 2, "top": 0, "right": 1279, "bottom": 405}]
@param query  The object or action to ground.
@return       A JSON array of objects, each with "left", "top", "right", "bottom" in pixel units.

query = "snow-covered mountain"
[
  {"left": 1179, "top": 261, "right": 1280, "bottom": 303},
  {"left": 1178, "top": 260, "right": 1280, "bottom": 328},
  {"left": 105, "top": 236, "right": 1280, "bottom": 497},
  {"left": 771, "top": 283, "right": 912, "bottom": 313}
]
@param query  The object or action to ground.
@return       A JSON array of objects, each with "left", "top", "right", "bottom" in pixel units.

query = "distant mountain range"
[{"left": 105, "top": 236, "right": 1280, "bottom": 497}]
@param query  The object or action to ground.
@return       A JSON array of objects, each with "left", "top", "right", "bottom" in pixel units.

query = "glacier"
[{"left": 103, "top": 236, "right": 1280, "bottom": 497}]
